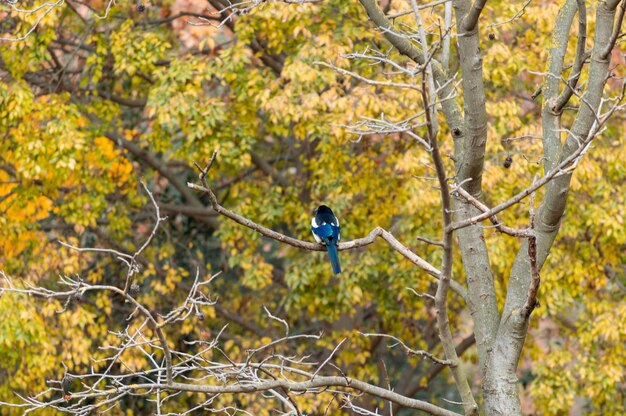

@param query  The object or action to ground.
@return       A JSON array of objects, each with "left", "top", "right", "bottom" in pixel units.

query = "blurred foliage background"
[{"left": 0, "top": 0, "right": 624, "bottom": 414}]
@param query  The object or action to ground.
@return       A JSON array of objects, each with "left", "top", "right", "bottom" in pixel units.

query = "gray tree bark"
[
  {"left": 358, "top": 0, "right": 625, "bottom": 414},
  {"left": 483, "top": 1, "right": 620, "bottom": 413}
]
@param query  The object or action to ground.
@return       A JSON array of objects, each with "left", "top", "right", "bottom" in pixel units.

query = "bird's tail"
[{"left": 326, "top": 243, "right": 341, "bottom": 274}]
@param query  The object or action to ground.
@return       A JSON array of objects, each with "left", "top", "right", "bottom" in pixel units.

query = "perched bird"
[
  {"left": 61, "top": 374, "right": 72, "bottom": 401},
  {"left": 311, "top": 205, "right": 341, "bottom": 274}
]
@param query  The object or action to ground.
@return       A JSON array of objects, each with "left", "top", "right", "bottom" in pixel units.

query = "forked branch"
[
  {"left": 420, "top": 55, "right": 478, "bottom": 415},
  {"left": 188, "top": 155, "right": 468, "bottom": 299},
  {"left": 522, "top": 192, "right": 540, "bottom": 317},
  {"left": 447, "top": 105, "right": 618, "bottom": 234}
]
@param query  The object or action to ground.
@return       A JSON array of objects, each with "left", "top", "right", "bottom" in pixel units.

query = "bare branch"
[
  {"left": 1, "top": 279, "right": 174, "bottom": 385},
  {"left": 312, "top": 338, "right": 347, "bottom": 379},
  {"left": 542, "top": 0, "right": 583, "bottom": 170},
  {"left": 58, "top": 182, "right": 168, "bottom": 294},
  {"left": 73, "top": 378, "right": 463, "bottom": 416},
  {"left": 263, "top": 305, "right": 290, "bottom": 336},
  {"left": 601, "top": 0, "right": 626, "bottom": 59},
  {"left": 416, "top": 236, "right": 444, "bottom": 247},
  {"left": 487, "top": 0, "right": 531, "bottom": 28},
  {"left": 359, "top": 332, "right": 452, "bottom": 365},
  {"left": 462, "top": 0, "right": 488, "bottom": 32},
  {"left": 314, "top": 61, "right": 420, "bottom": 90},
  {"left": 522, "top": 185, "right": 540, "bottom": 318},
  {"left": 187, "top": 173, "right": 468, "bottom": 299},
  {"left": 442, "top": 1, "right": 453, "bottom": 70},
  {"left": 339, "top": 113, "right": 433, "bottom": 150},
  {"left": 0, "top": 0, "right": 64, "bottom": 41},
  {"left": 411, "top": 0, "right": 438, "bottom": 135},
  {"left": 421, "top": 62, "right": 478, "bottom": 415},
  {"left": 553, "top": 0, "right": 587, "bottom": 112},
  {"left": 447, "top": 106, "right": 615, "bottom": 233},
  {"left": 406, "top": 287, "right": 436, "bottom": 301},
  {"left": 451, "top": 186, "right": 532, "bottom": 238},
  {"left": 386, "top": 0, "right": 451, "bottom": 19}
]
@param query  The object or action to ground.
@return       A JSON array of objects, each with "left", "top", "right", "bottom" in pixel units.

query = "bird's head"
[{"left": 314, "top": 205, "right": 333, "bottom": 215}]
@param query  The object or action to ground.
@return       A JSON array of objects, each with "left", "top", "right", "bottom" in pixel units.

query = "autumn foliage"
[{"left": 0, "top": 0, "right": 625, "bottom": 414}]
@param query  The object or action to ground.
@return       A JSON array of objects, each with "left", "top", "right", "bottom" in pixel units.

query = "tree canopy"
[{"left": 0, "top": 0, "right": 625, "bottom": 415}]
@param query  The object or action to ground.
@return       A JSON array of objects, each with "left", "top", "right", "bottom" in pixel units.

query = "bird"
[
  {"left": 311, "top": 205, "right": 341, "bottom": 274},
  {"left": 61, "top": 374, "right": 72, "bottom": 401}
]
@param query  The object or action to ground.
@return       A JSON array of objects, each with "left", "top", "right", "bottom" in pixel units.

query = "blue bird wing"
[{"left": 311, "top": 223, "right": 334, "bottom": 244}]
